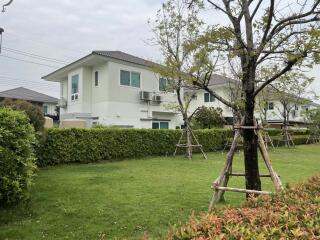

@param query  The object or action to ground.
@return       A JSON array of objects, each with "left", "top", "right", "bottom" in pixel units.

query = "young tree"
[
  {"left": 151, "top": 0, "right": 205, "bottom": 159},
  {"left": 186, "top": 0, "right": 320, "bottom": 191},
  {"left": 272, "top": 72, "right": 314, "bottom": 128}
]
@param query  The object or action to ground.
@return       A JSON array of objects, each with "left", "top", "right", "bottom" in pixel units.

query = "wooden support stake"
[
  {"left": 213, "top": 186, "right": 272, "bottom": 195},
  {"left": 209, "top": 129, "right": 240, "bottom": 210},
  {"left": 257, "top": 130, "right": 283, "bottom": 191}
]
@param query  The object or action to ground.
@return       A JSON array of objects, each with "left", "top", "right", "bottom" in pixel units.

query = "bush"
[
  {"left": 0, "top": 99, "right": 45, "bottom": 132},
  {"left": 36, "top": 128, "right": 232, "bottom": 167},
  {"left": 165, "top": 175, "right": 320, "bottom": 240},
  {"left": 193, "top": 107, "right": 225, "bottom": 129},
  {"left": 0, "top": 108, "right": 37, "bottom": 206}
]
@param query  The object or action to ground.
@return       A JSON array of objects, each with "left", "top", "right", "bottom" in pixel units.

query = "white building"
[
  {"left": 43, "top": 51, "right": 182, "bottom": 129},
  {"left": 43, "top": 51, "right": 319, "bottom": 128}
]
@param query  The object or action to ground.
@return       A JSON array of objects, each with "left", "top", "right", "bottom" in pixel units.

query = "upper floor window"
[
  {"left": 204, "top": 92, "right": 215, "bottom": 102},
  {"left": 71, "top": 74, "right": 79, "bottom": 101},
  {"left": 120, "top": 70, "right": 140, "bottom": 88},
  {"left": 267, "top": 102, "right": 274, "bottom": 110},
  {"left": 159, "top": 77, "right": 174, "bottom": 92},
  {"left": 294, "top": 104, "right": 299, "bottom": 110},
  {"left": 95, "top": 71, "right": 99, "bottom": 86}
]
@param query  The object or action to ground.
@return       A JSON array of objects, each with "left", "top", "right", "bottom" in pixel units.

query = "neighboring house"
[
  {"left": 0, "top": 87, "right": 58, "bottom": 116},
  {"left": 188, "top": 74, "right": 239, "bottom": 125},
  {"left": 262, "top": 99, "right": 319, "bottom": 127},
  {"left": 43, "top": 51, "right": 181, "bottom": 129},
  {"left": 188, "top": 75, "right": 319, "bottom": 127},
  {"left": 42, "top": 50, "right": 319, "bottom": 129}
]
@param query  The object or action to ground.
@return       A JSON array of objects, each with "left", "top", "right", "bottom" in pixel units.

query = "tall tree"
[{"left": 186, "top": 0, "right": 320, "bottom": 191}]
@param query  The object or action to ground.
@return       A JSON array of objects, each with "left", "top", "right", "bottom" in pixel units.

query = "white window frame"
[
  {"left": 119, "top": 69, "right": 141, "bottom": 88},
  {"left": 267, "top": 102, "right": 274, "bottom": 110},
  {"left": 71, "top": 74, "right": 79, "bottom": 102},
  {"left": 159, "top": 77, "right": 174, "bottom": 93}
]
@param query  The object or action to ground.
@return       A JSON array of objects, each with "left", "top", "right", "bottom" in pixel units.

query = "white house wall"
[
  {"left": 188, "top": 86, "right": 234, "bottom": 118},
  {"left": 60, "top": 59, "right": 182, "bottom": 129}
]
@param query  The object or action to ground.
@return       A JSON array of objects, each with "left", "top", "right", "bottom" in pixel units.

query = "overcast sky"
[{"left": 0, "top": 0, "right": 319, "bottom": 100}]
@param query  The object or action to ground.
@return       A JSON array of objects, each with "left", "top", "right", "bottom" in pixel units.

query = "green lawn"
[{"left": 1, "top": 145, "right": 320, "bottom": 240}]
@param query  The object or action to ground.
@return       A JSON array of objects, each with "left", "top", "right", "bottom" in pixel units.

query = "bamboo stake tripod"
[{"left": 209, "top": 122, "right": 283, "bottom": 210}]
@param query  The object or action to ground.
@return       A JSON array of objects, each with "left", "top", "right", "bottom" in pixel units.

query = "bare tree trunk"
[
  {"left": 243, "top": 66, "right": 262, "bottom": 194},
  {"left": 185, "top": 120, "right": 192, "bottom": 159}
]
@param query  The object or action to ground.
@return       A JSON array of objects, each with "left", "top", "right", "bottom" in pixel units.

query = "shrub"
[
  {"left": 193, "top": 107, "right": 225, "bottom": 129},
  {"left": 36, "top": 128, "right": 232, "bottom": 166},
  {"left": 0, "top": 99, "right": 45, "bottom": 132},
  {"left": 165, "top": 175, "right": 320, "bottom": 240},
  {"left": 0, "top": 108, "right": 37, "bottom": 206}
]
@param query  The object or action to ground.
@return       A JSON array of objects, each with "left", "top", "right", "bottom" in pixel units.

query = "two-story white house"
[{"left": 43, "top": 51, "right": 182, "bottom": 129}]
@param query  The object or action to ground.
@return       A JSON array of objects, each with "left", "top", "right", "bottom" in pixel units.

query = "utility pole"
[
  {"left": 1, "top": 0, "right": 14, "bottom": 53},
  {"left": 0, "top": 28, "right": 4, "bottom": 53}
]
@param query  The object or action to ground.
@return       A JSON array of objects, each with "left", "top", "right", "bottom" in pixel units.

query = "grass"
[{"left": 1, "top": 144, "right": 320, "bottom": 240}]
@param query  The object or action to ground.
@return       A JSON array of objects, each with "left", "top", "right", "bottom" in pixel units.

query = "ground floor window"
[
  {"left": 152, "top": 121, "right": 169, "bottom": 129},
  {"left": 43, "top": 104, "right": 48, "bottom": 114}
]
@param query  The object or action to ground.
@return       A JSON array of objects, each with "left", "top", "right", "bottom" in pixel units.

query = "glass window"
[
  {"left": 159, "top": 78, "right": 174, "bottom": 92},
  {"left": 43, "top": 105, "right": 48, "bottom": 114},
  {"left": 268, "top": 102, "right": 274, "bottom": 110},
  {"left": 204, "top": 93, "right": 209, "bottom": 102},
  {"left": 160, "top": 122, "right": 169, "bottom": 129},
  {"left": 95, "top": 71, "right": 99, "bottom": 86},
  {"left": 120, "top": 70, "right": 130, "bottom": 86},
  {"left": 204, "top": 93, "right": 215, "bottom": 102},
  {"left": 71, "top": 75, "right": 79, "bottom": 94},
  {"left": 152, "top": 122, "right": 160, "bottom": 129},
  {"left": 159, "top": 77, "right": 167, "bottom": 91},
  {"left": 131, "top": 72, "right": 140, "bottom": 88},
  {"left": 152, "top": 121, "right": 169, "bottom": 129}
]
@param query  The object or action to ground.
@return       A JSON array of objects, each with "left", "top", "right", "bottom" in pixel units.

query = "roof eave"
[{"left": 42, "top": 52, "right": 96, "bottom": 81}]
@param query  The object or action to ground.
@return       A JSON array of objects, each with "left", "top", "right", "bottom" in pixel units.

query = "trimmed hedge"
[
  {"left": 165, "top": 175, "right": 320, "bottom": 239},
  {"left": 265, "top": 128, "right": 309, "bottom": 136},
  {"left": 36, "top": 128, "right": 312, "bottom": 167},
  {"left": 37, "top": 128, "right": 232, "bottom": 166}
]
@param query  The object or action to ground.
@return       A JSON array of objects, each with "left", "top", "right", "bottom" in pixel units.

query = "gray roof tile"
[{"left": 0, "top": 87, "right": 58, "bottom": 104}]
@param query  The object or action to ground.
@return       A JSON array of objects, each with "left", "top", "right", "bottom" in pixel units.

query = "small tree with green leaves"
[
  {"left": 0, "top": 98, "right": 45, "bottom": 132},
  {"left": 150, "top": 0, "right": 205, "bottom": 159},
  {"left": 194, "top": 106, "right": 225, "bottom": 129}
]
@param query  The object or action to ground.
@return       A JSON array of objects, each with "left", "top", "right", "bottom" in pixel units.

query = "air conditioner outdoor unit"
[
  {"left": 153, "top": 95, "right": 162, "bottom": 103},
  {"left": 140, "top": 91, "right": 152, "bottom": 101},
  {"left": 58, "top": 98, "right": 67, "bottom": 108}
]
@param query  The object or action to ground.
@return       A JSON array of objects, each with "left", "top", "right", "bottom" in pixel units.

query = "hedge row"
[
  {"left": 36, "top": 128, "right": 312, "bottom": 167},
  {"left": 165, "top": 175, "right": 320, "bottom": 239},
  {"left": 265, "top": 128, "right": 309, "bottom": 136},
  {"left": 36, "top": 128, "right": 232, "bottom": 166}
]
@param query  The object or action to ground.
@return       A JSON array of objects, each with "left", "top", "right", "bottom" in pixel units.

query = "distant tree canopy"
[
  {"left": 194, "top": 106, "right": 225, "bottom": 129},
  {"left": 305, "top": 108, "right": 320, "bottom": 128},
  {"left": 0, "top": 99, "right": 45, "bottom": 132}
]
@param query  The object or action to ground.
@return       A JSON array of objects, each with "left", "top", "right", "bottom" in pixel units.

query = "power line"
[
  {"left": 2, "top": 47, "right": 70, "bottom": 64},
  {"left": 0, "top": 54, "right": 60, "bottom": 68},
  {"left": 5, "top": 32, "right": 84, "bottom": 58},
  {"left": 0, "top": 75, "right": 59, "bottom": 86}
]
